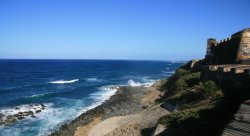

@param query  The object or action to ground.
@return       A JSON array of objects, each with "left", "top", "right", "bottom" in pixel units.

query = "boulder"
[
  {"left": 41, "top": 104, "right": 46, "bottom": 108},
  {"left": 0, "top": 113, "right": 4, "bottom": 119},
  {"left": 17, "top": 116, "right": 24, "bottom": 120},
  {"left": 23, "top": 111, "right": 34, "bottom": 116},
  {"left": 18, "top": 112, "right": 24, "bottom": 115},
  {"left": 5, "top": 118, "right": 16, "bottom": 125},
  {"left": 6, "top": 115, "right": 13, "bottom": 119},
  {"left": 35, "top": 110, "right": 41, "bottom": 113},
  {"left": 0, "top": 121, "right": 4, "bottom": 126}
]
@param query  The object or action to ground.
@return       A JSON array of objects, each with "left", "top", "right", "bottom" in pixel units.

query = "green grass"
[{"left": 158, "top": 98, "right": 241, "bottom": 136}]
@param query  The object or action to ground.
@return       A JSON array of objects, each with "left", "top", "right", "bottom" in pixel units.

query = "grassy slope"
[{"left": 155, "top": 62, "right": 247, "bottom": 136}]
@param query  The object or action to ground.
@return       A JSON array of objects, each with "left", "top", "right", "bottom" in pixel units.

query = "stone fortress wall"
[
  {"left": 205, "top": 28, "right": 250, "bottom": 65},
  {"left": 201, "top": 28, "right": 250, "bottom": 90}
]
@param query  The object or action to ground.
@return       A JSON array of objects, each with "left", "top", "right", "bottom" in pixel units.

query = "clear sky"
[{"left": 0, "top": 0, "right": 249, "bottom": 60}]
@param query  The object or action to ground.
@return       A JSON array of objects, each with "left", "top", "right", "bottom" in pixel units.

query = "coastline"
[{"left": 49, "top": 80, "right": 164, "bottom": 136}]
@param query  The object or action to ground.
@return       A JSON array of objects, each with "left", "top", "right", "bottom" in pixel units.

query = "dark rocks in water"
[
  {"left": 22, "top": 111, "right": 34, "bottom": 116},
  {"left": 17, "top": 116, "right": 24, "bottom": 120},
  {"left": 35, "top": 110, "right": 41, "bottom": 113},
  {"left": 5, "top": 116, "right": 17, "bottom": 125},
  {"left": 0, "top": 103, "right": 47, "bottom": 126},
  {"left": 28, "top": 111, "right": 34, "bottom": 115},
  {"left": 41, "top": 104, "right": 46, "bottom": 107},
  {"left": 0, "top": 113, "right": 4, "bottom": 119},
  {"left": 18, "top": 112, "right": 23, "bottom": 115},
  {"left": 6, "top": 115, "right": 13, "bottom": 119},
  {"left": 0, "top": 121, "right": 4, "bottom": 126}
]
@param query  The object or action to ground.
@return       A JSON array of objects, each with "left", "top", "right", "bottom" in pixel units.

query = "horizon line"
[{"left": 0, "top": 58, "right": 190, "bottom": 62}]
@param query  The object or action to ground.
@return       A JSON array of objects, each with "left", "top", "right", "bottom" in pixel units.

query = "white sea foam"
[
  {"left": 127, "top": 79, "right": 142, "bottom": 86},
  {"left": 26, "top": 93, "right": 50, "bottom": 98},
  {"left": 127, "top": 79, "right": 154, "bottom": 87},
  {"left": 78, "top": 88, "right": 116, "bottom": 115},
  {"left": 80, "top": 85, "right": 118, "bottom": 115},
  {"left": 49, "top": 79, "right": 79, "bottom": 84}
]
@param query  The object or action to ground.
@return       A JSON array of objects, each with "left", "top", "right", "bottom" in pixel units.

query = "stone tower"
[
  {"left": 205, "top": 38, "right": 217, "bottom": 65},
  {"left": 234, "top": 28, "right": 250, "bottom": 64}
]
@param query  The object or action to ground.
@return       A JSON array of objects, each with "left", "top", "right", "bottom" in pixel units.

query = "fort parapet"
[{"left": 205, "top": 28, "right": 250, "bottom": 65}]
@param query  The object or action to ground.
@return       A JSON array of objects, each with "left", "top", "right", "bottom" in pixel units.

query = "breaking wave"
[
  {"left": 127, "top": 79, "right": 142, "bottom": 86},
  {"left": 49, "top": 79, "right": 79, "bottom": 84},
  {"left": 127, "top": 79, "right": 154, "bottom": 87}
]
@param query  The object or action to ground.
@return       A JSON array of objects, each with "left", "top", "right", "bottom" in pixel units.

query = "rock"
[
  {"left": 35, "top": 110, "right": 41, "bottom": 113},
  {"left": 13, "top": 114, "right": 19, "bottom": 117},
  {"left": 41, "top": 104, "right": 46, "bottom": 108},
  {"left": 17, "top": 116, "right": 24, "bottom": 120},
  {"left": 142, "top": 105, "right": 148, "bottom": 109},
  {"left": 31, "top": 115, "right": 36, "bottom": 118},
  {"left": 0, "top": 113, "right": 4, "bottom": 119},
  {"left": 5, "top": 118, "right": 17, "bottom": 125},
  {"left": 6, "top": 115, "right": 13, "bottom": 119},
  {"left": 23, "top": 111, "right": 34, "bottom": 116},
  {"left": 0, "top": 121, "right": 4, "bottom": 126},
  {"left": 18, "top": 112, "right": 23, "bottom": 115},
  {"left": 28, "top": 111, "right": 34, "bottom": 115}
]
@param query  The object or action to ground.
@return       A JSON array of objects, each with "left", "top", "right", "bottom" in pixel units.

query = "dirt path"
[
  {"left": 74, "top": 116, "right": 101, "bottom": 136},
  {"left": 88, "top": 104, "right": 169, "bottom": 136}
]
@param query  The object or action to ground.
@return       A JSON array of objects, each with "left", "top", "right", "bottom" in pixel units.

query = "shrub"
[
  {"left": 171, "top": 72, "right": 201, "bottom": 93},
  {"left": 175, "top": 68, "right": 190, "bottom": 78},
  {"left": 159, "top": 109, "right": 200, "bottom": 128},
  {"left": 197, "top": 80, "right": 223, "bottom": 100}
]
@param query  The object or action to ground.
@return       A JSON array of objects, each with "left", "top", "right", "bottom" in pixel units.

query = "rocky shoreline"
[
  {"left": 49, "top": 84, "right": 162, "bottom": 136},
  {"left": 0, "top": 104, "right": 46, "bottom": 126}
]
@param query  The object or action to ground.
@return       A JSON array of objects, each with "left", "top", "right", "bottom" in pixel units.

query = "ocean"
[{"left": 0, "top": 59, "right": 184, "bottom": 136}]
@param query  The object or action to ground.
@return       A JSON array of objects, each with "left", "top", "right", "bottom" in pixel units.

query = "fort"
[
  {"left": 202, "top": 28, "right": 250, "bottom": 85},
  {"left": 205, "top": 28, "right": 250, "bottom": 65},
  {"left": 199, "top": 28, "right": 250, "bottom": 136}
]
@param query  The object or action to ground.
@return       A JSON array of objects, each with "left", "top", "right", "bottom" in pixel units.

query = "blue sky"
[{"left": 0, "top": 0, "right": 249, "bottom": 60}]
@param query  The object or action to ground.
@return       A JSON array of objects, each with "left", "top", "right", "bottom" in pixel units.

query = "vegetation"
[
  {"left": 155, "top": 61, "right": 247, "bottom": 136},
  {"left": 158, "top": 98, "right": 240, "bottom": 136},
  {"left": 196, "top": 81, "right": 224, "bottom": 100}
]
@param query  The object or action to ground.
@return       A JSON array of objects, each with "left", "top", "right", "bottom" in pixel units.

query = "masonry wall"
[
  {"left": 201, "top": 66, "right": 250, "bottom": 92},
  {"left": 211, "top": 38, "right": 240, "bottom": 65},
  {"left": 237, "top": 31, "right": 250, "bottom": 63}
]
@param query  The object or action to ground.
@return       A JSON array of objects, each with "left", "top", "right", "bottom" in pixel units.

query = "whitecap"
[
  {"left": 26, "top": 93, "right": 49, "bottom": 98},
  {"left": 49, "top": 79, "right": 79, "bottom": 84},
  {"left": 127, "top": 79, "right": 142, "bottom": 87}
]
